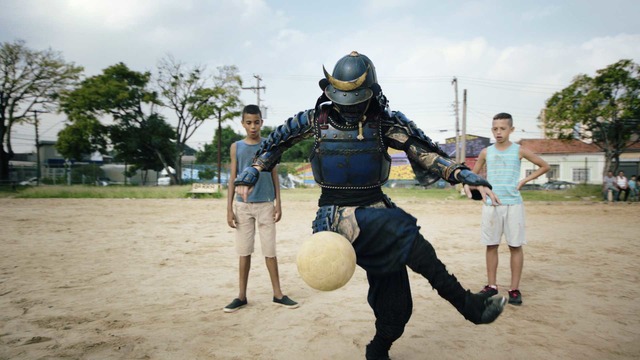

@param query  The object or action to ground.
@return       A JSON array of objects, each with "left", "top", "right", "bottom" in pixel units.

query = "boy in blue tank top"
[
  {"left": 472, "top": 113, "right": 550, "bottom": 305},
  {"left": 224, "top": 105, "right": 298, "bottom": 312}
]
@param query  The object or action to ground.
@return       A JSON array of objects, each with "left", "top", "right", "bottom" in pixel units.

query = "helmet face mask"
[{"left": 333, "top": 100, "right": 370, "bottom": 124}]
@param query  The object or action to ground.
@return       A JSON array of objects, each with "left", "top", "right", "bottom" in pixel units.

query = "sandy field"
[{"left": 1, "top": 195, "right": 639, "bottom": 360}]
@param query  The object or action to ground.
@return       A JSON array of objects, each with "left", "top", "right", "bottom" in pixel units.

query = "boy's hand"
[
  {"left": 274, "top": 203, "right": 282, "bottom": 223},
  {"left": 235, "top": 185, "right": 253, "bottom": 202},
  {"left": 227, "top": 209, "right": 237, "bottom": 228}
]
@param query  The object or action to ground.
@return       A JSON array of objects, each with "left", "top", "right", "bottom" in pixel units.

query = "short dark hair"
[
  {"left": 242, "top": 104, "right": 261, "bottom": 118},
  {"left": 493, "top": 112, "right": 513, "bottom": 126}
]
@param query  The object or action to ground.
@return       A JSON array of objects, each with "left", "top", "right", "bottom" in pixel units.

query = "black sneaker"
[
  {"left": 223, "top": 298, "right": 247, "bottom": 313},
  {"left": 479, "top": 296, "right": 507, "bottom": 324},
  {"left": 508, "top": 289, "right": 523, "bottom": 305},
  {"left": 273, "top": 295, "right": 299, "bottom": 309},
  {"left": 478, "top": 285, "right": 499, "bottom": 298}
]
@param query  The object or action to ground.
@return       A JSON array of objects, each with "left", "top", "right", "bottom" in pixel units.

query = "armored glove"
[
  {"left": 457, "top": 169, "right": 492, "bottom": 201},
  {"left": 234, "top": 167, "right": 260, "bottom": 187}
]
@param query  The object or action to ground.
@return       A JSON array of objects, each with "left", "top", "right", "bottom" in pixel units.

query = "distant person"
[
  {"left": 616, "top": 170, "right": 630, "bottom": 202},
  {"left": 224, "top": 104, "right": 298, "bottom": 313},
  {"left": 472, "top": 112, "right": 550, "bottom": 306},
  {"left": 629, "top": 175, "right": 638, "bottom": 202},
  {"left": 603, "top": 171, "right": 619, "bottom": 202}
]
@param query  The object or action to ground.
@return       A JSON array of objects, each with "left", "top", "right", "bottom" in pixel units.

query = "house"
[
  {"left": 519, "top": 139, "right": 640, "bottom": 185},
  {"left": 437, "top": 135, "right": 640, "bottom": 185}
]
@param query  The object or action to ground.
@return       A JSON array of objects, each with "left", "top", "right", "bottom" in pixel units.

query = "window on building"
[
  {"left": 572, "top": 168, "right": 589, "bottom": 183},
  {"left": 547, "top": 164, "right": 559, "bottom": 180}
]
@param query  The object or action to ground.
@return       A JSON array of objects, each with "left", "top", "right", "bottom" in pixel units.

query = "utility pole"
[
  {"left": 242, "top": 74, "right": 266, "bottom": 109},
  {"left": 30, "top": 110, "right": 44, "bottom": 186},
  {"left": 451, "top": 77, "right": 460, "bottom": 163},
  {"left": 461, "top": 89, "right": 467, "bottom": 164}
]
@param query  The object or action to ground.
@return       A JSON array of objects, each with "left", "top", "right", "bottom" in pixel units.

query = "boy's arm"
[
  {"left": 519, "top": 147, "right": 550, "bottom": 190},
  {"left": 472, "top": 149, "right": 487, "bottom": 174},
  {"left": 271, "top": 166, "right": 282, "bottom": 223},
  {"left": 227, "top": 142, "right": 238, "bottom": 228}
]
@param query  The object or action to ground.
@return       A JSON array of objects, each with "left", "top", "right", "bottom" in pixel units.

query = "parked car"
[
  {"left": 542, "top": 181, "right": 577, "bottom": 190},
  {"left": 157, "top": 176, "right": 171, "bottom": 186},
  {"left": 520, "top": 183, "right": 542, "bottom": 191},
  {"left": 96, "top": 177, "right": 111, "bottom": 186},
  {"left": 18, "top": 177, "right": 38, "bottom": 186}
]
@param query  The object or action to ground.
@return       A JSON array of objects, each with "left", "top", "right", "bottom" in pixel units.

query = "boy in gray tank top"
[{"left": 224, "top": 105, "right": 298, "bottom": 312}]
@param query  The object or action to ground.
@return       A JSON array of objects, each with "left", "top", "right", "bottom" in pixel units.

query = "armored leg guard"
[{"left": 405, "top": 234, "right": 505, "bottom": 324}]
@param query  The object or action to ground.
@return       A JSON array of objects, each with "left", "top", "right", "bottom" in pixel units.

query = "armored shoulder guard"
[
  {"left": 382, "top": 111, "right": 467, "bottom": 186},
  {"left": 254, "top": 110, "right": 315, "bottom": 171}
]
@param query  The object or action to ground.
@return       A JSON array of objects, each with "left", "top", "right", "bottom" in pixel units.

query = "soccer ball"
[{"left": 296, "top": 231, "right": 356, "bottom": 291}]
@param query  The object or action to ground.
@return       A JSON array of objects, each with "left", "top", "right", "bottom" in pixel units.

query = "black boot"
[
  {"left": 365, "top": 336, "right": 391, "bottom": 360},
  {"left": 460, "top": 291, "right": 507, "bottom": 324}
]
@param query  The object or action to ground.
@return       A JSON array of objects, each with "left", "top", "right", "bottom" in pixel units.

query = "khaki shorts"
[
  {"left": 481, "top": 204, "right": 526, "bottom": 247},
  {"left": 234, "top": 201, "right": 276, "bottom": 257}
]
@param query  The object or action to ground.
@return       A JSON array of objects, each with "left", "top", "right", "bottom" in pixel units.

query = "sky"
[{"left": 2, "top": 0, "right": 640, "bottom": 154}]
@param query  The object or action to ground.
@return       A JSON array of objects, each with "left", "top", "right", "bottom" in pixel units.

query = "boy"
[
  {"left": 224, "top": 104, "right": 298, "bottom": 312},
  {"left": 472, "top": 112, "right": 550, "bottom": 306}
]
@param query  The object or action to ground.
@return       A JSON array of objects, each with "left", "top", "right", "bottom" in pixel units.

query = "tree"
[
  {"left": 156, "top": 56, "right": 231, "bottom": 184},
  {"left": 543, "top": 59, "right": 640, "bottom": 174},
  {"left": 201, "top": 66, "right": 243, "bottom": 184},
  {"left": 59, "top": 63, "right": 177, "bottom": 182},
  {"left": 0, "top": 40, "right": 83, "bottom": 181},
  {"left": 56, "top": 114, "right": 108, "bottom": 160},
  {"left": 195, "top": 125, "right": 243, "bottom": 166}
]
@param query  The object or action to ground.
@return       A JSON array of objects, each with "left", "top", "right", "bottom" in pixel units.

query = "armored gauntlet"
[
  {"left": 457, "top": 169, "right": 492, "bottom": 200},
  {"left": 234, "top": 167, "right": 260, "bottom": 187}
]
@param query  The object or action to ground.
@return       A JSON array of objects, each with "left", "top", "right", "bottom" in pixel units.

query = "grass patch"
[
  {"left": 0, "top": 183, "right": 601, "bottom": 201},
  {"left": 4, "top": 185, "right": 222, "bottom": 199}
]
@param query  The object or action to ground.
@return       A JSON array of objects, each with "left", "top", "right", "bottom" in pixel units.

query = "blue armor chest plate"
[{"left": 310, "top": 113, "right": 391, "bottom": 189}]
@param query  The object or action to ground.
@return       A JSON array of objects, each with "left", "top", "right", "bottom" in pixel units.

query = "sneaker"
[
  {"left": 273, "top": 295, "right": 299, "bottom": 309},
  {"left": 223, "top": 298, "right": 247, "bottom": 313},
  {"left": 478, "top": 285, "right": 499, "bottom": 298},
  {"left": 508, "top": 289, "right": 523, "bottom": 305},
  {"left": 479, "top": 296, "right": 507, "bottom": 324}
]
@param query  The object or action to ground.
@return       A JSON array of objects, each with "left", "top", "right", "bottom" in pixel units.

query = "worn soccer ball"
[{"left": 296, "top": 231, "right": 356, "bottom": 291}]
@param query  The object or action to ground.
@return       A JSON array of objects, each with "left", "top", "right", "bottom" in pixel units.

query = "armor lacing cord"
[
  {"left": 357, "top": 99, "right": 372, "bottom": 140},
  {"left": 357, "top": 116, "right": 366, "bottom": 140}
]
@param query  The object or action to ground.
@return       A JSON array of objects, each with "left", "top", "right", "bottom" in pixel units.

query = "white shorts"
[
  {"left": 481, "top": 204, "right": 526, "bottom": 247},
  {"left": 233, "top": 201, "right": 276, "bottom": 257}
]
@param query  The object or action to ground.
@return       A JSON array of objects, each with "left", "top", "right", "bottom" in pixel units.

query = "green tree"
[
  {"left": 543, "top": 59, "right": 640, "bottom": 174},
  {"left": 56, "top": 114, "right": 108, "bottom": 160},
  {"left": 200, "top": 66, "right": 243, "bottom": 184},
  {"left": 196, "top": 125, "right": 243, "bottom": 165},
  {"left": 59, "top": 63, "right": 177, "bottom": 182},
  {"left": 0, "top": 40, "right": 83, "bottom": 181},
  {"left": 156, "top": 56, "right": 241, "bottom": 184}
]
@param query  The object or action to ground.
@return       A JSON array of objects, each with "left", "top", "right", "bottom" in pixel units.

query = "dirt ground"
[{"left": 1, "top": 197, "right": 639, "bottom": 359}]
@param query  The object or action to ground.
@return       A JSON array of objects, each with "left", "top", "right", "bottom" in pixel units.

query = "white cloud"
[{"left": 3, "top": 1, "right": 640, "bottom": 151}]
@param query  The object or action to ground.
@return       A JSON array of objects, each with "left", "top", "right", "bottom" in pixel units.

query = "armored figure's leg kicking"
[
  {"left": 406, "top": 234, "right": 506, "bottom": 324},
  {"left": 351, "top": 206, "right": 505, "bottom": 359}
]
